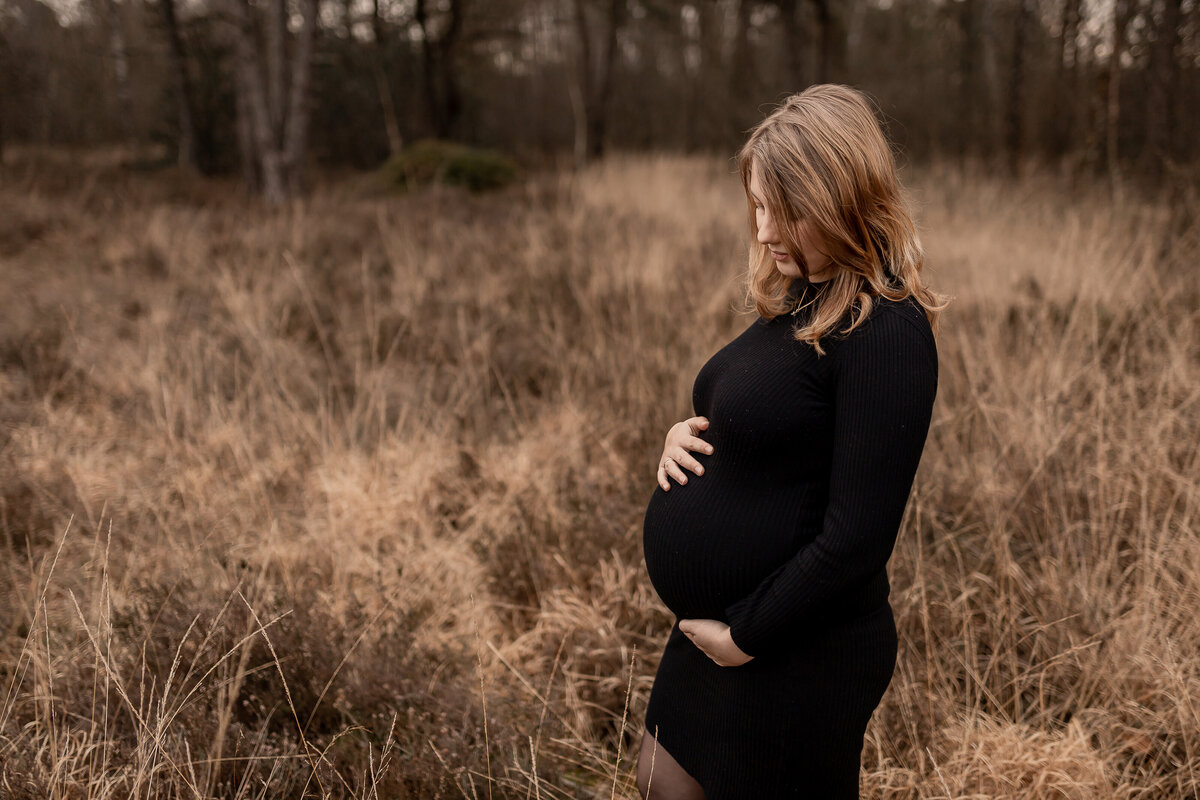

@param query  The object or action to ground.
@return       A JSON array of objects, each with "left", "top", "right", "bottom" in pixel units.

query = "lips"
[{"left": 770, "top": 249, "right": 789, "bottom": 261}]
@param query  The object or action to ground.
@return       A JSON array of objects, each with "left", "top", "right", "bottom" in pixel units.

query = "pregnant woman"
[{"left": 638, "top": 84, "right": 947, "bottom": 799}]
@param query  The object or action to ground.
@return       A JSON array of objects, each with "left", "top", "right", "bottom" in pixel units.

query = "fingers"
[
  {"left": 675, "top": 419, "right": 713, "bottom": 458},
  {"left": 658, "top": 418, "right": 714, "bottom": 490},
  {"left": 667, "top": 419, "right": 710, "bottom": 450},
  {"left": 663, "top": 457, "right": 689, "bottom": 486},
  {"left": 670, "top": 450, "right": 705, "bottom": 477},
  {"left": 680, "top": 619, "right": 744, "bottom": 667},
  {"left": 659, "top": 447, "right": 704, "bottom": 487},
  {"left": 680, "top": 621, "right": 722, "bottom": 665},
  {"left": 657, "top": 457, "right": 688, "bottom": 490},
  {"left": 664, "top": 431, "right": 713, "bottom": 469}
]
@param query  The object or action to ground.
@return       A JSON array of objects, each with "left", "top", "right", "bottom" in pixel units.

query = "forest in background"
[{"left": 2, "top": 0, "right": 1199, "bottom": 201}]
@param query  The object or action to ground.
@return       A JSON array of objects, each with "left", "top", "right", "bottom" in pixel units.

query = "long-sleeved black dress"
[{"left": 641, "top": 279, "right": 938, "bottom": 799}]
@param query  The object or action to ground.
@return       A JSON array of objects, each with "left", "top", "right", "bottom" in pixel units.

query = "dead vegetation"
[{"left": 1, "top": 153, "right": 1198, "bottom": 798}]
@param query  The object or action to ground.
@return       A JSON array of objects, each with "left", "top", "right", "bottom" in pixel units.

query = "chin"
[{"left": 775, "top": 263, "right": 801, "bottom": 278}]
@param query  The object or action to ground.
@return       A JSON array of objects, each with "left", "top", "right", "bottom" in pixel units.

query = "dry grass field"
[{"left": 1, "top": 151, "right": 1198, "bottom": 799}]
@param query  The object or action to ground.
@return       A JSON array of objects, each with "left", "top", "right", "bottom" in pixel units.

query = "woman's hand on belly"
[
  {"left": 657, "top": 416, "right": 714, "bottom": 491},
  {"left": 679, "top": 618, "right": 754, "bottom": 667}
]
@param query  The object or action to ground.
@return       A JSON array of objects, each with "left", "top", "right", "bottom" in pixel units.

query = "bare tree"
[
  {"left": 8, "top": 0, "right": 1199, "bottom": 175},
  {"left": 570, "top": 0, "right": 624, "bottom": 162},
  {"left": 0, "top": 24, "right": 7, "bottom": 164},
  {"left": 371, "top": 0, "right": 403, "bottom": 156},
  {"left": 728, "top": 0, "right": 755, "bottom": 106},
  {"left": 1055, "top": 0, "right": 1083, "bottom": 160},
  {"left": 810, "top": 0, "right": 837, "bottom": 83},
  {"left": 1058, "top": 0, "right": 1081, "bottom": 70},
  {"left": 159, "top": 0, "right": 196, "bottom": 169},
  {"left": 1145, "top": 0, "right": 1183, "bottom": 178},
  {"left": 234, "top": 67, "right": 258, "bottom": 189},
  {"left": 267, "top": 0, "right": 287, "bottom": 139},
  {"left": 227, "top": 0, "right": 320, "bottom": 203},
  {"left": 958, "top": 0, "right": 980, "bottom": 158},
  {"left": 1006, "top": 0, "right": 1031, "bottom": 176},
  {"left": 775, "top": 0, "right": 807, "bottom": 91},
  {"left": 979, "top": 0, "right": 1001, "bottom": 157},
  {"left": 102, "top": 0, "right": 136, "bottom": 150},
  {"left": 688, "top": 0, "right": 730, "bottom": 149},
  {"left": 415, "top": 0, "right": 464, "bottom": 139},
  {"left": 1106, "top": 0, "right": 1136, "bottom": 188}
]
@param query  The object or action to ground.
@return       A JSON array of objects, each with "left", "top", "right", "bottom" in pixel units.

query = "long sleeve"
[{"left": 723, "top": 304, "right": 938, "bottom": 657}]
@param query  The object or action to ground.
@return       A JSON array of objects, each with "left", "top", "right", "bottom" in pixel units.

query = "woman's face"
[{"left": 749, "top": 162, "right": 833, "bottom": 281}]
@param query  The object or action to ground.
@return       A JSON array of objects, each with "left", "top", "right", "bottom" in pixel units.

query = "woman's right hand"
[{"left": 657, "top": 416, "right": 713, "bottom": 491}]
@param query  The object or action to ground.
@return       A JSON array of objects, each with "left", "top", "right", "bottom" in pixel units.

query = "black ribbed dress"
[{"left": 641, "top": 280, "right": 938, "bottom": 798}]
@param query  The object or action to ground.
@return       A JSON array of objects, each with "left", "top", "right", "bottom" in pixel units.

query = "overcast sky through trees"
[{"left": 2, "top": 0, "right": 1196, "bottom": 198}]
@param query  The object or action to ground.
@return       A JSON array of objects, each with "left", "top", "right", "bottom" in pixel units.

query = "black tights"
[{"left": 636, "top": 729, "right": 707, "bottom": 800}]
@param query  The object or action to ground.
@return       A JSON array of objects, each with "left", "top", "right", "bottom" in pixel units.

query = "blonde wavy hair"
[{"left": 737, "top": 84, "right": 949, "bottom": 354}]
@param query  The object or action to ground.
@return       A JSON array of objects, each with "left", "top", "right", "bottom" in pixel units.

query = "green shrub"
[{"left": 382, "top": 139, "right": 519, "bottom": 193}]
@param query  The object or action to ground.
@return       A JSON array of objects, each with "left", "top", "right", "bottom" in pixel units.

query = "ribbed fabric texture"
[{"left": 641, "top": 286, "right": 937, "bottom": 799}]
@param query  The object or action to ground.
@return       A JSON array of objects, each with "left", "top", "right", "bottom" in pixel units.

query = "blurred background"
[
  {"left": 3, "top": 2, "right": 1200, "bottom": 799},
  {"left": 2, "top": 0, "right": 1198, "bottom": 191}
]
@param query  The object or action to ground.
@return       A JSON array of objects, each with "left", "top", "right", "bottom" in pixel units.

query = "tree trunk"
[
  {"left": 436, "top": 0, "right": 463, "bottom": 139},
  {"left": 228, "top": 0, "right": 291, "bottom": 203},
  {"left": 415, "top": 0, "right": 463, "bottom": 140},
  {"left": 1058, "top": 0, "right": 1080, "bottom": 70},
  {"left": 1006, "top": 0, "right": 1030, "bottom": 177},
  {"left": 0, "top": 30, "right": 7, "bottom": 166},
  {"left": 1056, "top": 0, "right": 1082, "bottom": 161},
  {"left": 234, "top": 66, "right": 259, "bottom": 189},
  {"left": 282, "top": 0, "right": 317, "bottom": 194},
  {"left": 571, "top": 0, "right": 622, "bottom": 162},
  {"left": 1145, "top": 0, "right": 1181, "bottom": 178},
  {"left": 226, "top": 0, "right": 320, "bottom": 202},
  {"left": 778, "top": 0, "right": 806, "bottom": 91},
  {"left": 159, "top": 0, "right": 197, "bottom": 170},
  {"left": 691, "top": 0, "right": 724, "bottom": 150},
  {"left": 979, "top": 0, "right": 1000, "bottom": 159},
  {"left": 683, "top": 2, "right": 702, "bottom": 150},
  {"left": 267, "top": 0, "right": 287, "bottom": 140},
  {"left": 415, "top": 0, "right": 435, "bottom": 134},
  {"left": 571, "top": 0, "right": 590, "bottom": 164},
  {"left": 588, "top": 0, "right": 621, "bottom": 159},
  {"left": 958, "top": 0, "right": 979, "bottom": 158},
  {"left": 728, "top": 0, "right": 754, "bottom": 143},
  {"left": 104, "top": 0, "right": 135, "bottom": 150},
  {"left": 1106, "top": 0, "right": 1132, "bottom": 191},
  {"left": 809, "top": 0, "right": 836, "bottom": 83},
  {"left": 570, "top": 0, "right": 592, "bottom": 164},
  {"left": 371, "top": 0, "right": 402, "bottom": 156}
]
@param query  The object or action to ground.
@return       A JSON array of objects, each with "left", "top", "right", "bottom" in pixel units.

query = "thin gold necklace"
[{"left": 790, "top": 281, "right": 824, "bottom": 317}]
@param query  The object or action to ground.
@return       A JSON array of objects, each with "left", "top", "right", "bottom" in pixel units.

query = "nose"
[{"left": 757, "top": 208, "right": 777, "bottom": 245}]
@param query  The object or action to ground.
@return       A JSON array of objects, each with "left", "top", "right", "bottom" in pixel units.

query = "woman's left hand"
[{"left": 679, "top": 619, "right": 754, "bottom": 667}]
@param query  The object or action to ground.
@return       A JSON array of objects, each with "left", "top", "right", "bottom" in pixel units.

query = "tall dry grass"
[{"left": 1, "top": 151, "right": 1198, "bottom": 798}]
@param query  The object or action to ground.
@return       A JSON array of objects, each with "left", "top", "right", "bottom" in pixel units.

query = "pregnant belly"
[{"left": 641, "top": 478, "right": 823, "bottom": 620}]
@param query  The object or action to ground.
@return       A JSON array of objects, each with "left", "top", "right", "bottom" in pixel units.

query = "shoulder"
[
  {"left": 873, "top": 295, "right": 937, "bottom": 350},
  {"left": 829, "top": 294, "right": 938, "bottom": 372}
]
